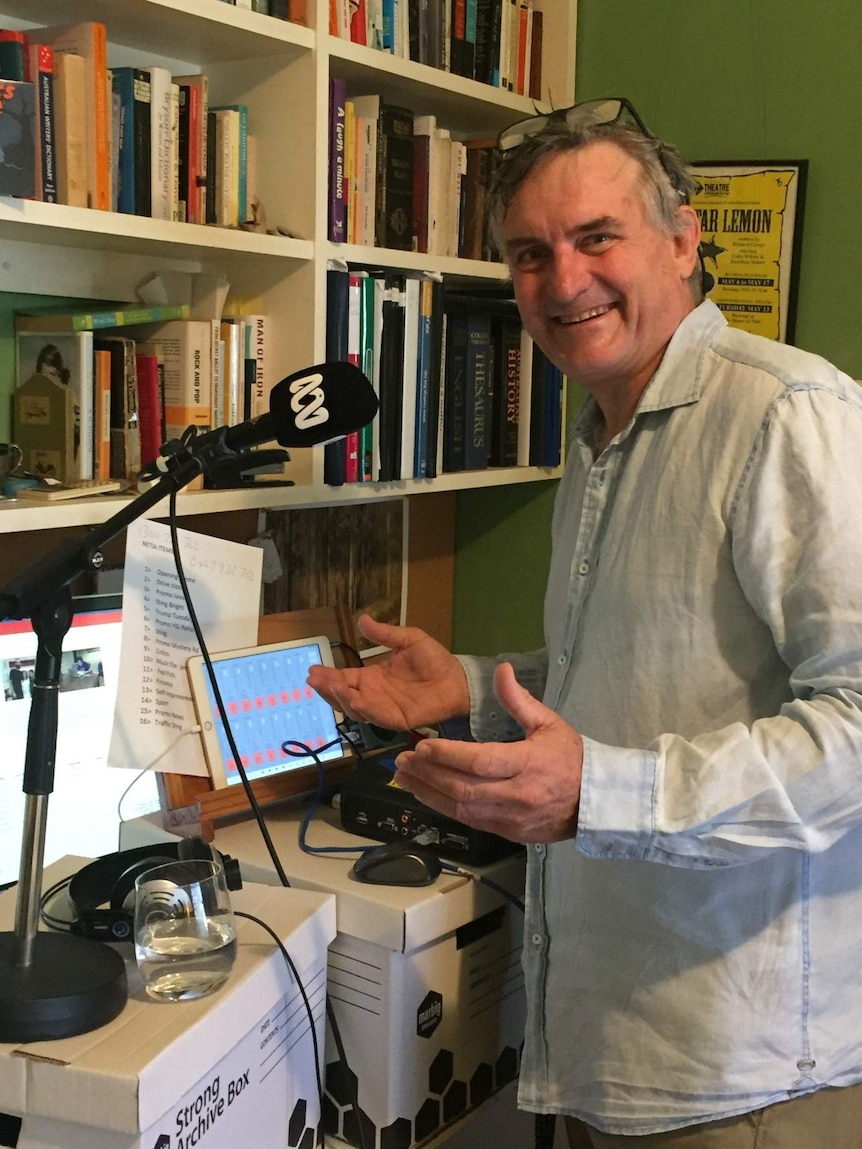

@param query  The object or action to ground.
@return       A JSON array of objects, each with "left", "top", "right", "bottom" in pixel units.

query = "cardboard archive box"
[
  {"left": 205, "top": 806, "right": 528, "bottom": 1149},
  {"left": 0, "top": 859, "right": 336, "bottom": 1149}
]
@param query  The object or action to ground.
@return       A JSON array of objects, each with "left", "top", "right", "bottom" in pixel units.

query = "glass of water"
[{"left": 134, "top": 858, "right": 237, "bottom": 1002}]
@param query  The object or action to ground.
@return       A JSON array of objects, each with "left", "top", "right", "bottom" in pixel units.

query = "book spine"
[
  {"left": 53, "top": 53, "right": 87, "bottom": 208},
  {"left": 463, "top": 312, "right": 491, "bottom": 470},
  {"left": 0, "top": 31, "right": 27, "bottom": 82},
  {"left": 133, "top": 69, "right": 152, "bottom": 216},
  {"left": 328, "top": 77, "right": 347, "bottom": 242},
  {"left": 149, "top": 66, "right": 173, "bottom": 221},
  {"left": 29, "top": 45, "right": 57, "bottom": 203},
  {"left": 345, "top": 274, "right": 363, "bottom": 482},
  {"left": 528, "top": 7, "right": 542, "bottom": 100},
  {"left": 170, "top": 81, "right": 181, "bottom": 221},
  {"left": 324, "top": 267, "right": 349, "bottom": 485},
  {"left": 443, "top": 312, "right": 468, "bottom": 472},
  {"left": 135, "top": 352, "right": 163, "bottom": 467},
  {"left": 91, "top": 22, "right": 110, "bottom": 210},
  {"left": 112, "top": 69, "right": 135, "bottom": 214}
]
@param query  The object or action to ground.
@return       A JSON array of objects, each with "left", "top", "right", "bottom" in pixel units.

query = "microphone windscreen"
[{"left": 268, "top": 362, "right": 378, "bottom": 449}]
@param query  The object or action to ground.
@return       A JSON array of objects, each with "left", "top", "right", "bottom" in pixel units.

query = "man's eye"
[
  {"left": 583, "top": 232, "right": 614, "bottom": 249},
  {"left": 514, "top": 247, "right": 546, "bottom": 268}
]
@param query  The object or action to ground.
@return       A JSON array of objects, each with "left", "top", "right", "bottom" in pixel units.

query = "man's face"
[{"left": 501, "top": 141, "right": 700, "bottom": 398}]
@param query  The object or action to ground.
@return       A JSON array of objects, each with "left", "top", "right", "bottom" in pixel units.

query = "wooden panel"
[{"left": 405, "top": 491, "right": 456, "bottom": 647}]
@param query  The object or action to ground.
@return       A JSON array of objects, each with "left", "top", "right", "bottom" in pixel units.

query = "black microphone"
[{"left": 143, "top": 361, "right": 378, "bottom": 478}]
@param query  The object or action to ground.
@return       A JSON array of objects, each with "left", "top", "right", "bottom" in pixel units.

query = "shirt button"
[
  {"left": 578, "top": 560, "right": 590, "bottom": 576},
  {"left": 558, "top": 654, "right": 566, "bottom": 666},
  {"left": 534, "top": 844, "right": 545, "bottom": 855},
  {"left": 531, "top": 933, "right": 544, "bottom": 947}
]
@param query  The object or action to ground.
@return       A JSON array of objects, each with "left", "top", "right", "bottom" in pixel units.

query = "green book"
[{"left": 14, "top": 303, "right": 192, "bottom": 333}]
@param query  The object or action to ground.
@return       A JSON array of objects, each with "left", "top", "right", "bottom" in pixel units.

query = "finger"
[
  {"left": 403, "top": 736, "right": 519, "bottom": 781},
  {"left": 357, "top": 614, "right": 405, "bottom": 647},
  {"left": 493, "top": 662, "right": 553, "bottom": 736}
]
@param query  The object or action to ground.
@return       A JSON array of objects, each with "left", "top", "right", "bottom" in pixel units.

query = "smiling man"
[{"left": 308, "top": 100, "right": 862, "bottom": 1147}]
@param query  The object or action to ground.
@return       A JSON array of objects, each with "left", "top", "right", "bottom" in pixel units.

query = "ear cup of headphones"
[
  {"left": 177, "top": 836, "right": 244, "bottom": 892},
  {"left": 110, "top": 855, "right": 177, "bottom": 913}
]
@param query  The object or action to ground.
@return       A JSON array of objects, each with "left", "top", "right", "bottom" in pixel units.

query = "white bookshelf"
[{"left": 0, "top": 0, "right": 576, "bottom": 534}]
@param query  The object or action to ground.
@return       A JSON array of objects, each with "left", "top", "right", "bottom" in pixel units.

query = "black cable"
[
  {"left": 167, "top": 492, "right": 291, "bottom": 887},
  {"left": 233, "top": 910, "right": 326, "bottom": 1139},
  {"left": 39, "top": 874, "right": 75, "bottom": 932},
  {"left": 167, "top": 503, "right": 366, "bottom": 1149}
]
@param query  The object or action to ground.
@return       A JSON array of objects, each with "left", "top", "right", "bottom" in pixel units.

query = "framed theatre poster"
[{"left": 689, "top": 161, "right": 807, "bottom": 343}]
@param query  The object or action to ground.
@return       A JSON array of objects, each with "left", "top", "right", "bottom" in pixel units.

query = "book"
[
  {"left": 0, "top": 29, "right": 27, "bottom": 81},
  {"left": 16, "top": 330, "right": 94, "bottom": 482},
  {"left": 463, "top": 311, "right": 492, "bottom": 470},
  {"left": 212, "top": 103, "right": 248, "bottom": 223},
  {"left": 358, "top": 274, "right": 376, "bottom": 481},
  {"left": 134, "top": 351, "right": 164, "bottom": 467},
  {"left": 148, "top": 65, "right": 174, "bottom": 221},
  {"left": 94, "top": 335, "right": 141, "bottom": 480},
  {"left": 12, "top": 373, "right": 75, "bottom": 483},
  {"left": 16, "top": 303, "right": 192, "bottom": 333},
  {"left": 328, "top": 77, "right": 347, "bottom": 242},
  {"left": 37, "top": 22, "right": 110, "bottom": 211},
  {"left": 53, "top": 50, "right": 88, "bottom": 208},
  {"left": 174, "top": 73, "right": 208, "bottom": 225},
  {"left": 324, "top": 266, "right": 349, "bottom": 485},
  {"left": 489, "top": 315, "right": 521, "bottom": 466},
  {"left": 443, "top": 311, "right": 468, "bottom": 472},
  {"left": 400, "top": 276, "right": 421, "bottom": 479},
  {"left": 218, "top": 317, "right": 244, "bottom": 427},
  {"left": 28, "top": 44, "right": 58, "bottom": 204},
  {"left": 351, "top": 94, "right": 380, "bottom": 246},
  {"left": 376, "top": 103, "right": 413, "bottom": 251},
  {"left": 111, "top": 66, "right": 151, "bottom": 216},
  {"left": 528, "top": 8, "right": 543, "bottom": 100},
  {"left": 132, "top": 319, "right": 216, "bottom": 442},
  {"left": 378, "top": 273, "right": 405, "bottom": 481},
  {"left": 0, "top": 80, "right": 35, "bottom": 197},
  {"left": 211, "top": 106, "right": 240, "bottom": 226},
  {"left": 345, "top": 272, "right": 364, "bottom": 482},
  {"left": 93, "top": 345, "right": 112, "bottom": 480}
]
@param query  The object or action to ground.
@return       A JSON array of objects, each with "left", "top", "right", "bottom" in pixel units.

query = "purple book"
[{"left": 328, "top": 76, "right": 347, "bottom": 242}]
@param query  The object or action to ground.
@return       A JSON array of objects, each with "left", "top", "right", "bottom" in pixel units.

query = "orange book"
[
  {"left": 37, "top": 22, "right": 109, "bottom": 211},
  {"left": 94, "top": 347, "right": 112, "bottom": 479}
]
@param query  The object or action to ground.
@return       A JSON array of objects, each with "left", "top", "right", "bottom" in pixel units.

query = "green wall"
[{"left": 453, "top": 0, "right": 862, "bottom": 655}]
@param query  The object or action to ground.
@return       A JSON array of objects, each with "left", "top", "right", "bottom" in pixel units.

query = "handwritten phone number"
[{"left": 188, "top": 557, "right": 256, "bottom": 580}]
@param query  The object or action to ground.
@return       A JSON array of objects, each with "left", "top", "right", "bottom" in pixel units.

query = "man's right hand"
[{"left": 306, "top": 614, "right": 471, "bottom": 731}]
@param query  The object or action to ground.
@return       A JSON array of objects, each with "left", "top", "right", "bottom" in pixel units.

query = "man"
[{"left": 308, "top": 100, "right": 862, "bottom": 1147}]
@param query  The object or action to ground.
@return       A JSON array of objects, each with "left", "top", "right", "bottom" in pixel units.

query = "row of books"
[
  {"left": 11, "top": 305, "right": 269, "bottom": 485},
  {"left": 0, "top": 23, "right": 252, "bottom": 226},
  {"left": 330, "top": 0, "right": 543, "bottom": 97},
  {"left": 323, "top": 269, "right": 563, "bottom": 485},
  {"left": 328, "top": 86, "right": 500, "bottom": 260},
  {"left": 216, "top": 0, "right": 308, "bottom": 22}
]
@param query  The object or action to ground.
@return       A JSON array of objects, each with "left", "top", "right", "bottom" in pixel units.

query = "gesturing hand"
[
  {"left": 393, "top": 662, "right": 583, "bottom": 843},
  {"left": 306, "top": 614, "right": 471, "bottom": 732}
]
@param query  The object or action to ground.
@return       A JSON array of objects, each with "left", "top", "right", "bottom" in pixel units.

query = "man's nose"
[{"left": 545, "top": 248, "right": 589, "bottom": 300}]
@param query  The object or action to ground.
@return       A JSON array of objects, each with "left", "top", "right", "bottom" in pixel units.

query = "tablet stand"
[{"left": 160, "top": 606, "right": 359, "bottom": 840}]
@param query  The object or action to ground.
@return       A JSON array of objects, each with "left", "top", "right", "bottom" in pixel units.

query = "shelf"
[
  {"left": 325, "top": 243, "right": 510, "bottom": 281},
  {"left": 0, "top": 467, "right": 563, "bottom": 534},
  {"left": 0, "top": 199, "right": 313, "bottom": 264},
  {"left": 328, "top": 38, "right": 546, "bottom": 135},
  {"left": 0, "top": 0, "right": 314, "bottom": 63}
]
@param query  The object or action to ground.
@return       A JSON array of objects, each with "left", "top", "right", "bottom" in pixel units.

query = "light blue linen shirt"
[{"left": 459, "top": 301, "right": 862, "bottom": 1133}]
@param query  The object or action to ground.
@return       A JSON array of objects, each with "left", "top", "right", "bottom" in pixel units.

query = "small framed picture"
[{"left": 689, "top": 161, "right": 808, "bottom": 344}]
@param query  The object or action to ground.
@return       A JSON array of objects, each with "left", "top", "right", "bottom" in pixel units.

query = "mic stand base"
[{"left": 0, "top": 931, "right": 127, "bottom": 1043}]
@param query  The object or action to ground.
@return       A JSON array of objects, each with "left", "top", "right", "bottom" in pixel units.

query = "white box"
[
  {"left": 208, "top": 806, "right": 528, "bottom": 1149},
  {"left": 0, "top": 859, "right": 336, "bottom": 1149}
]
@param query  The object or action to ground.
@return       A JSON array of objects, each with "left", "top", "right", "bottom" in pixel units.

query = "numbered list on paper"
[{"left": 109, "top": 519, "right": 263, "bottom": 777}]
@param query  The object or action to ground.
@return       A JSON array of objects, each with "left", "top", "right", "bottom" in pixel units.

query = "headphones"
[{"left": 67, "top": 837, "right": 243, "bottom": 943}]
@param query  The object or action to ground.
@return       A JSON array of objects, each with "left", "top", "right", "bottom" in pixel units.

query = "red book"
[
  {"left": 350, "top": 0, "right": 367, "bottom": 44},
  {"left": 134, "top": 352, "right": 163, "bottom": 469}
]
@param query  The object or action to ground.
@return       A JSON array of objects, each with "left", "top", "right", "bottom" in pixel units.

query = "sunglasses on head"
[{"left": 497, "top": 97, "right": 690, "bottom": 203}]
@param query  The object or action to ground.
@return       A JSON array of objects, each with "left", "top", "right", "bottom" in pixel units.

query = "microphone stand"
[{"left": 0, "top": 438, "right": 268, "bottom": 1042}]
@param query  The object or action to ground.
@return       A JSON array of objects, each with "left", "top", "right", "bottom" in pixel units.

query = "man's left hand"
[{"left": 394, "top": 662, "right": 583, "bottom": 843}]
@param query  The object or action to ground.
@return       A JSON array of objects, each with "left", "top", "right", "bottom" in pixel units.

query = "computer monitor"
[{"left": 0, "top": 594, "right": 160, "bottom": 888}]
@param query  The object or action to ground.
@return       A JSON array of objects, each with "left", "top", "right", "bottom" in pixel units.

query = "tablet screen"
[{"left": 187, "top": 637, "right": 344, "bottom": 788}]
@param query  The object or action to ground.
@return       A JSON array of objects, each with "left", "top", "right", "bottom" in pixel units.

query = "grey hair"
[{"left": 488, "top": 120, "right": 702, "bottom": 300}]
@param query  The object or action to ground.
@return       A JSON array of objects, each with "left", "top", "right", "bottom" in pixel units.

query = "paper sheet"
[{"left": 109, "top": 519, "right": 263, "bottom": 776}]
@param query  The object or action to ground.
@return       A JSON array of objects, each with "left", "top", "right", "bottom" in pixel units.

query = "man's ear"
[{"left": 674, "top": 204, "right": 702, "bottom": 281}]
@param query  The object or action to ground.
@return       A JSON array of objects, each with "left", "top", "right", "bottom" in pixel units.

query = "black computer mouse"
[{"left": 350, "top": 841, "right": 443, "bottom": 887}]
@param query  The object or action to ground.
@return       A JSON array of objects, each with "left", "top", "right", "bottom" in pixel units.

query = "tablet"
[{"left": 186, "top": 637, "right": 344, "bottom": 789}]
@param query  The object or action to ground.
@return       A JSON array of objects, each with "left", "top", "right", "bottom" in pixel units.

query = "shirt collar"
[{"left": 571, "top": 300, "right": 727, "bottom": 444}]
